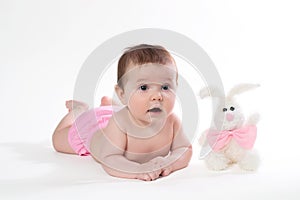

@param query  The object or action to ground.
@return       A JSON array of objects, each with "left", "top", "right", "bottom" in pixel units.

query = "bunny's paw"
[{"left": 205, "top": 152, "right": 231, "bottom": 170}]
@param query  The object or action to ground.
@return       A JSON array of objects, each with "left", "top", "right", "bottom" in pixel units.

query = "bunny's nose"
[{"left": 226, "top": 113, "right": 234, "bottom": 121}]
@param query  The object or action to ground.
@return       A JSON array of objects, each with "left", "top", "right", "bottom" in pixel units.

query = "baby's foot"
[
  {"left": 66, "top": 100, "right": 89, "bottom": 112},
  {"left": 100, "top": 96, "right": 115, "bottom": 106}
]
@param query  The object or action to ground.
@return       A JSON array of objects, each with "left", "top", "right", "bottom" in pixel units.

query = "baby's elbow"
[
  {"left": 178, "top": 145, "right": 193, "bottom": 168},
  {"left": 90, "top": 146, "right": 109, "bottom": 165},
  {"left": 188, "top": 145, "right": 193, "bottom": 154},
  {"left": 185, "top": 145, "right": 193, "bottom": 164},
  {"left": 102, "top": 165, "right": 116, "bottom": 176}
]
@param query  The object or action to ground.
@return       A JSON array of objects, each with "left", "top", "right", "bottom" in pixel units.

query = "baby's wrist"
[{"left": 139, "top": 157, "right": 165, "bottom": 172}]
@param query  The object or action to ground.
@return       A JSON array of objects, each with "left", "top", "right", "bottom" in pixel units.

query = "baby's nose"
[{"left": 151, "top": 91, "right": 163, "bottom": 101}]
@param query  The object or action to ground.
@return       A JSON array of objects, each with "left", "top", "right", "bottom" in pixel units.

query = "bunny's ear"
[
  {"left": 199, "top": 87, "right": 211, "bottom": 99},
  {"left": 227, "top": 83, "right": 260, "bottom": 99},
  {"left": 199, "top": 86, "right": 223, "bottom": 99}
]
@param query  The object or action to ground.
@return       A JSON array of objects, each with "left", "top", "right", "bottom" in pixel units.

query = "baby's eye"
[
  {"left": 230, "top": 106, "right": 235, "bottom": 111},
  {"left": 139, "top": 85, "right": 148, "bottom": 91},
  {"left": 161, "top": 85, "right": 169, "bottom": 91},
  {"left": 222, "top": 108, "right": 227, "bottom": 112}
]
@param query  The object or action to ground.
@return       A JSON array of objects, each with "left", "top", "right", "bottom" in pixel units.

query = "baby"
[{"left": 52, "top": 44, "right": 192, "bottom": 181}]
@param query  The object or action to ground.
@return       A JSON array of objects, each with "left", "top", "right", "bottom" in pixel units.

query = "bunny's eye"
[
  {"left": 230, "top": 106, "right": 235, "bottom": 111},
  {"left": 222, "top": 108, "right": 227, "bottom": 112}
]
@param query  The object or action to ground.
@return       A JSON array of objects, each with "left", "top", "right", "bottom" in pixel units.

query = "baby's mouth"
[{"left": 147, "top": 107, "right": 162, "bottom": 113}]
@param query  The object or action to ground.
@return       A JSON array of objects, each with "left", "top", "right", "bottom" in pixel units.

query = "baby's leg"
[{"left": 52, "top": 100, "right": 88, "bottom": 154}]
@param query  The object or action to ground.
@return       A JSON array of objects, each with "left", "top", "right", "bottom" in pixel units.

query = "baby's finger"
[
  {"left": 161, "top": 168, "right": 171, "bottom": 176},
  {"left": 147, "top": 172, "right": 157, "bottom": 181},
  {"left": 148, "top": 170, "right": 161, "bottom": 181},
  {"left": 137, "top": 173, "right": 151, "bottom": 181}
]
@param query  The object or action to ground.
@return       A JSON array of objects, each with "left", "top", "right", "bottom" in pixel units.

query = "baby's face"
[{"left": 117, "top": 63, "right": 177, "bottom": 125}]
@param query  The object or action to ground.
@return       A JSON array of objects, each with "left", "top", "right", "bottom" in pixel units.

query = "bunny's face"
[
  {"left": 214, "top": 98, "right": 244, "bottom": 130},
  {"left": 200, "top": 83, "right": 259, "bottom": 131}
]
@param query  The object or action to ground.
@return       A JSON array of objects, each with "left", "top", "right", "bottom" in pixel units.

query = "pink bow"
[{"left": 207, "top": 125, "right": 257, "bottom": 151}]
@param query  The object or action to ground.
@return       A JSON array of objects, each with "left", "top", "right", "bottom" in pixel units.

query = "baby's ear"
[{"left": 114, "top": 85, "right": 126, "bottom": 105}]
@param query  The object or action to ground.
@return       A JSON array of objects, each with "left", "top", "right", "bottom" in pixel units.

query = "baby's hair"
[{"left": 117, "top": 44, "right": 177, "bottom": 86}]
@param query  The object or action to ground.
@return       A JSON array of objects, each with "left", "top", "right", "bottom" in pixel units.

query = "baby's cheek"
[
  {"left": 165, "top": 95, "right": 176, "bottom": 110},
  {"left": 128, "top": 93, "right": 140, "bottom": 105},
  {"left": 128, "top": 95, "right": 147, "bottom": 112}
]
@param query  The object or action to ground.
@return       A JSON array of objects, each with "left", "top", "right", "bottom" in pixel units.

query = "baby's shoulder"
[{"left": 167, "top": 113, "right": 181, "bottom": 126}]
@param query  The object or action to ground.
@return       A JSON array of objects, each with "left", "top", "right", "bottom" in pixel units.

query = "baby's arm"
[
  {"left": 90, "top": 119, "right": 162, "bottom": 181},
  {"left": 160, "top": 114, "right": 193, "bottom": 176}
]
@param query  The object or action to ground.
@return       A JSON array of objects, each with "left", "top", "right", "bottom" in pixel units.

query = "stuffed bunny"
[{"left": 199, "top": 84, "right": 260, "bottom": 171}]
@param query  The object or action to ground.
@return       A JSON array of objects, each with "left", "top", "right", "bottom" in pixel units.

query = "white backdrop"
[{"left": 1, "top": 0, "right": 300, "bottom": 199}]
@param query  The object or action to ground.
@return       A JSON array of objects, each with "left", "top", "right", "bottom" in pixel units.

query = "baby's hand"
[
  {"left": 140, "top": 156, "right": 165, "bottom": 172},
  {"left": 148, "top": 156, "right": 165, "bottom": 170},
  {"left": 135, "top": 169, "right": 162, "bottom": 181},
  {"left": 161, "top": 165, "right": 173, "bottom": 177},
  {"left": 148, "top": 156, "right": 173, "bottom": 177},
  {"left": 136, "top": 156, "right": 166, "bottom": 181}
]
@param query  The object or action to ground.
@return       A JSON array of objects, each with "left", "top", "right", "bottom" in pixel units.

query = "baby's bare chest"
[{"left": 126, "top": 124, "right": 173, "bottom": 154}]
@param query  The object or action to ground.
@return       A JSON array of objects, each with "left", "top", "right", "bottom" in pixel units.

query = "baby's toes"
[{"left": 65, "top": 100, "right": 73, "bottom": 111}]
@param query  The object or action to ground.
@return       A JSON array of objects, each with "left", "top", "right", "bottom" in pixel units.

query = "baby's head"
[
  {"left": 117, "top": 44, "right": 177, "bottom": 87},
  {"left": 115, "top": 44, "right": 178, "bottom": 125}
]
